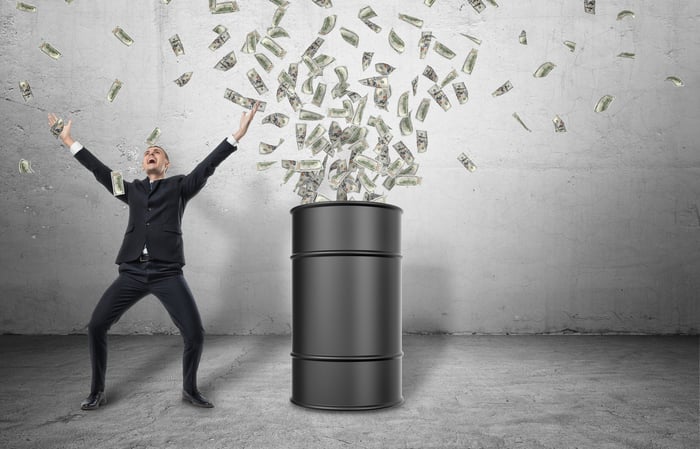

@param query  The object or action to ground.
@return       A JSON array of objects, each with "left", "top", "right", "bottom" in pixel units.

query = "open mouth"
[{"left": 147, "top": 157, "right": 157, "bottom": 165}]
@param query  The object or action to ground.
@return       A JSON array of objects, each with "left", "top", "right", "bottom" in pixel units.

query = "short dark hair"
[{"left": 146, "top": 145, "right": 169, "bottom": 161}]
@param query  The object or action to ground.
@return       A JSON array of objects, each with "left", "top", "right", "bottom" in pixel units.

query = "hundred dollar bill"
[
  {"left": 19, "top": 80, "right": 32, "bottom": 102},
  {"left": 358, "top": 170, "right": 376, "bottom": 193},
  {"left": 312, "top": 82, "right": 327, "bottom": 107},
  {"left": 428, "top": 84, "right": 451, "bottom": 111},
  {"left": 397, "top": 91, "right": 409, "bottom": 117},
  {"left": 617, "top": 52, "right": 635, "bottom": 59},
  {"left": 268, "top": 0, "right": 289, "bottom": 7},
  {"left": 260, "top": 36, "right": 286, "bottom": 58},
  {"left": 242, "top": 30, "right": 260, "bottom": 54},
  {"left": 16, "top": 2, "right": 36, "bottom": 12},
  {"left": 594, "top": 95, "right": 614, "bottom": 113},
  {"left": 303, "top": 37, "right": 324, "bottom": 60},
  {"left": 168, "top": 34, "right": 185, "bottom": 56},
  {"left": 453, "top": 82, "right": 468, "bottom": 104},
  {"left": 277, "top": 70, "right": 295, "bottom": 91},
  {"left": 111, "top": 171, "right": 125, "bottom": 196},
  {"left": 460, "top": 33, "right": 482, "bottom": 46},
  {"left": 328, "top": 121, "right": 343, "bottom": 147},
  {"left": 358, "top": 5, "right": 377, "bottom": 21},
  {"left": 259, "top": 138, "right": 284, "bottom": 154},
  {"left": 462, "top": 48, "right": 478, "bottom": 74},
  {"left": 302, "top": 55, "right": 322, "bottom": 77},
  {"left": 314, "top": 54, "right": 335, "bottom": 69},
  {"left": 399, "top": 13, "right": 423, "bottom": 28},
  {"left": 335, "top": 66, "right": 349, "bottom": 84},
  {"left": 346, "top": 91, "right": 361, "bottom": 103},
  {"left": 18, "top": 159, "right": 34, "bottom": 174},
  {"left": 288, "top": 63, "right": 298, "bottom": 86},
  {"left": 319, "top": 15, "right": 337, "bottom": 35},
  {"left": 107, "top": 79, "right": 123, "bottom": 102},
  {"left": 440, "top": 69, "right": 458, "bottom": 88},
  {"left": 519, "top": 30, "right": 527, "bottom": 45},
  {"left": 262, "top": 113, "right": 289, "bottom": 127},
  {"left": 352, "top": 95, "right": 368, "bottom": 126},
  {"left": 212, "top": 1, "right": 239, "bottom": 14},
  {"left": 584, "top": 0, "right": 595, "bottom": 15},
  {"left": 665, "top": 76, "right": 684, "bottom": 87},
  {"left": 340, "top": 27, "right": 359, "bottom": 47},
  {"left": 467, "top": 0, "right": 486, "bottom": 13},
  {"left": 552, "top": 115, "right": 567, "bottom": 133},
  {"left": 173, "top": 71, "right": 193, "bottom": 87},
  {"left": 247, "top": 68, "right": 268, "bottom": 94},
  {"left": 434, "top": 41, "right": 456, "bottom": 59},
  {"left": 209, "top": 30, "right": 230, "bottom": 51},
  {"left": 491, "top": 80, "right": 513, "bottom": 97},
  {"left": 400, "top": 163, "right": 419, "bottom": 176},
  {"left": 296, "top": 160, "right": 324, "bottom": 172},
  {"left": 412, "top": 76, "right": 418, "bottom": 96},
  {"left": 214, "top": 50, "right": 237, "bottom": 71},
  {"left": 512, "top": 112, "right": 532, "bottom": 132},
  {"left": 386, "top": 158, "right": 404, "bottom": 177},
  {"left": 393, "top": 141, "right": 415, "bottom": 164},
  {"left": 375, "top": 63, "right": 395, "bottom": 75},
  {"left": 353, "top": 154, "right": 382, "bottom": 173},
  {"left": 374, "top": 87, "right": 391, "bottom": 111},
  {"left": 424, "top": 0, "right": 437, "bottom": 6},
  {"left": 113, "top": 27, "right": 134, "bottom": 46},
  {"left": 485, "top": 0, "right": 499, "bottom": 6},
  {"left": 50, "top": 117, "right": 64, "bottom": 138},
  {"left": 419, "top": 31, "right": 432, "bottom": 60},
  {"left": 310, "top": 0, "right": 332, "bottom": 7},
  {"left": 617, "top": 10, "right": 635, "bottom": 20},
  {"left": 281, "top": 160, "right": 297, "bottom": 171},
  {"left": 327, "top": 107, "right": 349, "bottom": 119},
  {"left": 362, "top": 52, "right": 374, "bottom": 71},
  {"left": 399, "top": 115, "right": 413, "bottom": 136},
  {"left": 423, "top": 65, "right": 438, "bottom": 82},
  {"left": 563, "top": 40, "right": 576, "bottom": 52},
  {"left": 416, "top": 130, "right": 428, "bottom": 153},
  {"left": 395, "top": 175, "right": 422, "bottom": 187},
  {"left": 457, "top": 152, "right": 476, "bottom": 172},
  {"left": 287, "top": 91, "right": 303, "bottom": 112},
  {"left": 255, "top": 53, "right": 274, "bottom": 72},
  {"left": 212, "top": 24, "right": 227, "bottom": 35},
  {"left": 359, "top": 76, "right": 388, "bottom": 88},
  {"left": 256, "top": 161, "right": 277, "bottom": 171},
  {"left": 416, "top": 98, "right": 430, "bottom": 122},
  {"left": 224, "top": 88, "right": 267, "bottom": 111},
  {"left": 146, "top": 127, "right": 161, "bottom": 145},
  {"left": 272, "top": 6, "right": 286, "bottom": 27},
  {"left": 299, "top": 109, "right": 324, "bottom": 121},
  {"left": 533, "top": 62, "right": 556, "bottom": 78},
  {"left": 364, "top": 192, "right": 385, "bottom": 203},
  {"left": 309, "top": 136, "right": 331, "bottom": 155},
  {"left": 39, "top": 42, "right": 61, "bottom": 60},
  {"left": 208, "top": 0, "right": 216, "bottom": 11},
  {"left": 267, "top": 27, "right": 289, "bottom": 39},
  {"left": 388, "top": 29, "right": 405, "bottom": 54},
  {"left": 383, "top": 176, "right": 396, "bottom": 191},
  {"left": 362, "top": 19, "right": 382, "bottom": 34},
  {"left": 296, "top": 123, "right": 307, "bottom": 150}
]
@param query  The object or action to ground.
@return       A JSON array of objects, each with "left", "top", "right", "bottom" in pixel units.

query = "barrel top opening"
[{"left": 290, "top": 201, "right": 403, "bottom": 214}]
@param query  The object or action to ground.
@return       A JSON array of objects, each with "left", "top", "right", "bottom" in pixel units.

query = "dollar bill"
[
  {"left": 375, "top": 63, "right": 395, "bottom": 75},
  {"left": 383, "top": 176, "right": 396, "bottom": 191},
  {"left": 107, "top": 79, "right": 123, "bottom": 102},
  {"left": 111, "top": 171, "right": 125, "bottom": 196},
  {"left": 296, "top": 123, "right": 307, "bottom": 150},
  {"left": 50, "top": 117, "right": 64, "bottom": 138},
  {"left": 399, "top": 115, "right": 413, "bottom": 136},
  {"left": 412, "top": 76, "right": 418, "bottom": 96},
  {"left": 485, "top": 0, "right": 499, "bottom": 6},
  {"left": 246, "top": 68, "right": 268, "bottom": 94},
  {"left": 18, "top": 159, "right": 34, "bottom": 174},
  {"left": 312, "top": 82, "right": 327, "bottom": 107},
  {"left": 272, "top": 6, "right": 286, "bottom": 27},
  {"left": 303, "top": 37, "right": 325, "bottom": 60},
  {"left": 519, "top": 30, "right": 527, "bottom": 45},
  {"left": 310, "top": 0, "right": 332, "bottom": 8},
  {"left": 168, "top": 34, "right": 185, "bottom": 56},
  {"left": 362, "top": 19, "right": 382, "bottom": 34},
  {"left": 374, "top": 87, "right": 391, "bottom": 111},
  {"left": 400, "top": 163, "right": 419, "bottom": 176},
  {"left": 491, "top": 80, "right": 513, "bottom": 97},
  {"left": 467, "top": 0, "right": 486, "bottom": 13},
  {"left": 457, "top": 153, "right": 476, "bottom": 172},
  {"left": 440, "top": 69, "right": 458, "bottom": 88},
  {"left": 146, "top": 127, "right": 161, "bottom": 145},
  {"left": 267, "top": 26, "right": 289, "bottom": 39},
  {"left": 277, "top": 70, "right": 295, "bottom": 90},
  {"left": 397, "top": 91, "right": 410, "bottom": 118},
  {"left": 255, "top": 53, "right": 274, "bottom": 72},
  {"left": 386, "top": 158, "right": 404, "bottom": 177},
  {"left": 359, "top": 76, "right": 388, "bottom": 89},
  {"left": 209, "top": 30, "right": 230, "bottom": 51},
  {"left": 256, "top": 161, "right": 277, "bottom": 171},
  {"left": 358, "top": 5, "right": 377, "bottom": 20},
  {"left": 512, "top": 112, "right": 532, "bottom": 132},
  {"left": 339, "top": 27, "right": 359, "bottom": 47},
  {"left": 16, "top": 2, "right": 36, "bottom": 12},
  {"left": 39, "top": 42, "right": 61, "bottom": 60},
  {"left": 302, "top": 55, "right": 322, "bottom": 77},
  {"left": 533, "top": 62, "right": 556, "bottom": 78},
  {"left": 259, "top": 138, "right": 284, "bottom": 154},
  {"left": 399, "top": 13, "right": 423, "bottom": 28},
  {"left": 19, "top": 81, "right": 32, "bottom": 102},
  {"left": 299, "top": 109, "right": 325, "bottom": 121},
  {"left": 584, "top": 0, "right": 595, "bottom": 15},
  {"left": 262, "top": 112, "right": 289, "bottom": 128},
  {"left": 260, "top": 36, "right": 286, "bottom": 58},
  {"left": 594, "top": 95, "right": 615, "bottom": 113},
  {"left": 214, "top": 50, "right": 237, "bottom": 71},
  {"left": 617, "top": 10, "right": 635, "bottom": 20},
  {"left": 212, "top": 24, "right": 227, "bottom": 35},
  {"left": 223, "top": 88, "right": 267, "bottom": 112},
  {"left": 353, "top": 154, "right": 382, "bottom": 172},
  {"left": 296, "top": 160, "right": 323, "bottom": 172},
  {"left": 309, "top": 136, "right": 331, "bottom": 155},
  {"left": 617, "top": 52, "right": 635, "bottom": 59},
  {"left": 319, "top": 15, "right": 337, "bottom": 35},
  {"left": 416, "top": 98, "right": 430, "bottom": 122},
  {"left": 358, "top": 170, "right": 376, "bottom": 193},
  {"left": 173, "top": 71, "right": 193, "bottom": 87},
  {"left": 327, "top": 107, "right": 349, "bottom": 119},
  {"left": 424, "top": 0, "right": 437, "bottom": 6},
  {"left": 112, "top": 27, "right": 134, "bottom": 46},
  {"left": 552, "top": 115, "right": 567, "bottom": 133},
  {"left": 428, "top": 84, "right": 451, "bottom": 111},
  {"left": 395, "top": 175, "right": 422, "bottom": 186},
  {"left": 362, "top": 52, "right": 374, "bottom": 71},
  {"left": 453, "top": 82, "right": 468, "bottom": 104},
  {"left": 314, "top": 54, "right": 335, "bottom": 69},
  {"left": 393, "top": 141, "right": 415, "bottom": 164},
  {"left": 460, "top": 33, "right": 482, "bottom": 46},
  {"left": 286, "top": 91, "right": 303, "bottom": 112},
  {"left": 211, "top": 1, "right": 239, "bottom": 14},
  {"left": 665, "top": 76, "right": 684, "bottom": 87},
  {"left": 416, "top": 130, "right": 428, "bottom": 153},
  {"left": 462, "top": 48, "right": 478, "bottom": 74},
  {"left": 364, "top": 192, "right": 386, "bottom": 203},
  {"left": 208, "top": 0, "right": 216, "bottom": 10},
  {"left": 434, "top": 41, "right": 456, "bottom": 59},
  {"left": 419, "top": 32, "right": 432, "bottom": 59},
  {"left": 288, "top": 63, "right": 298, "bottom": 86},
  {"left": 388, "top": 29, "right": 405, "bottom": 54},
  {"left": 352, "top": 95, "right": 368, "bottom": 126},
  {"left": 242, "top": 31, "right": 260, "bottom": 54},
  {"left": 423, "top": 65, "right": 439, "bottom": 83},
  {"left": 563, "top": 40, "right": 576, "bottom": 52},
  {"left": 267, "top": 0, "right": 289, "bottom": 7}
]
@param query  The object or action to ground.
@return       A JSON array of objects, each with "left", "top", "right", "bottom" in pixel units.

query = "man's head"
[{"left": 142, "top": 145, "right": 170, "bottom": 179}]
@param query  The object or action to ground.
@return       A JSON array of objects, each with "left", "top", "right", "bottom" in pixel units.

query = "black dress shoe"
[
  {"left": 80, "top": 391, "right": 106, "bottom": 410},
  {"left": 182, "top": 389, "right": 214, "bottom": 408}
]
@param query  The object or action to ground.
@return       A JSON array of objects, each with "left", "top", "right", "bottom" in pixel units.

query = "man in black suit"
[{"left": 48, "top": 104, "right": 258, "bottom": 410}]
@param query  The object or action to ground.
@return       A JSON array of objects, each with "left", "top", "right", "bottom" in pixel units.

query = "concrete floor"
[{"left": 0, "top": 335, "right": 697, "bottom": 449}]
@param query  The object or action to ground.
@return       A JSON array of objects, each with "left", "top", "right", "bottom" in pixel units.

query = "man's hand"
[
  {"left": 232, "top": 101, "right": 260, "bottom": 142},
  {"left": 48, "top": 113, "right": 75, "bottom": 147}
]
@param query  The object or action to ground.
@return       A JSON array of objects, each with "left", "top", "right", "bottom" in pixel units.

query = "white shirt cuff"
[
  {"left": 226, "top": 135, "right": 239, "bottom": 147},
  {"left": 69, "top": 141, "right": 84, "bottom": 155}
]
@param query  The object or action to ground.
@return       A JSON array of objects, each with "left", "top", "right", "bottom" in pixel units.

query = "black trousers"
[{"left": 87, "top": 260, "right": 204, "bottom": 394}]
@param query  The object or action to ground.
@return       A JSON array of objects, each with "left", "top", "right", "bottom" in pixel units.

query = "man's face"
[{"left": 142, "top": 146, "right": 169, "bottom": 176}]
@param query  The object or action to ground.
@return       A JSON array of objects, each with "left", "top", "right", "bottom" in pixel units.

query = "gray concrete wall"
[{"left": 1, "top": 0, "right": 698, "bottom": 335}]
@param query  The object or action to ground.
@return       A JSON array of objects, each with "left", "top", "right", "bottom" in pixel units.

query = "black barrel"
[{"left": 290, "top": 201, "right": 403, "bottom": 410}]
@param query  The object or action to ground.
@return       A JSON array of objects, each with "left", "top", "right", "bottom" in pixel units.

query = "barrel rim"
[{"left": 290, "top": 201, "right": 403, "bottom": 214}]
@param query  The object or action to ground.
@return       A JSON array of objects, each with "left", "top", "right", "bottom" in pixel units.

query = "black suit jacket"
[{"left": 74, "top": 139, "right": 237, "bottom": 265}]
